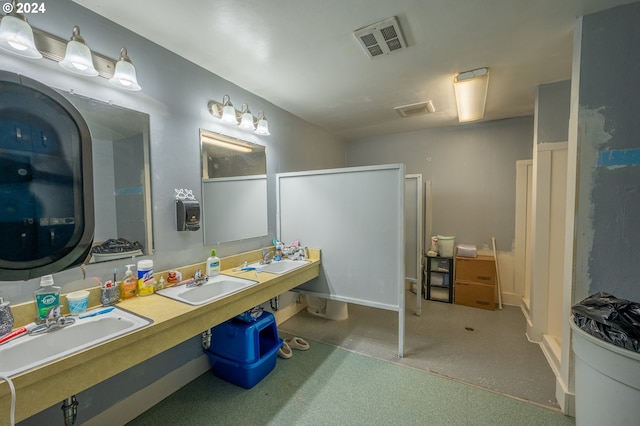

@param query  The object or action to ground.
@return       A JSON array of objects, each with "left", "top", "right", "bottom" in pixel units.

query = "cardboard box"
[
  {"left": 455, "top": 255, "right": 496, "bottom": 285},
  {"left": 454, "top": 281, "right": 495, "bottom": 310}
]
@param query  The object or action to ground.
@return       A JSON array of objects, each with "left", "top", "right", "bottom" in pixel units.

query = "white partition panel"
[
  {"left": 202, "top": 175, "right": 268, "bottom": 244},
  {"left": 277, "top": 164, "right": 405, "bottom": 357}
]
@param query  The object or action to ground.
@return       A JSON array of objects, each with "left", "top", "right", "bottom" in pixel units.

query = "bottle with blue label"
[
  {"left": 34, "top": 275, "right": 60, "bottom": 320},
  {"left": 206, "top": 249, "right": 220, "bottom": 276}
]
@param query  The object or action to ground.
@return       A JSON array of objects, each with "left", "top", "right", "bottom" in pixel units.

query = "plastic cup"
[{"left": 66, "top": 290, "right": 90, "bottom": 315}]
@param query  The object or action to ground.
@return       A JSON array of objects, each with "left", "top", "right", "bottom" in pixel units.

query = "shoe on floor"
[
  {"left": 278, "top": 341, "right": 292, "bottom": 359},
  {"left": 284, "top": 337, "right": 310, "bottom": 351}
]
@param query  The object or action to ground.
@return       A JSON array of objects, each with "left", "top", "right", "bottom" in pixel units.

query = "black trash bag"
[
  {"left": 91, "top": 238, "right": 144, "bottom": 254},
  {"left": 572, "top": 291, "right": 640, "bottom": 353}
]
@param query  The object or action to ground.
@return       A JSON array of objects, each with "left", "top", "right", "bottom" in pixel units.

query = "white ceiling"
[{"left": 73, "top": 0, "right": 632, "bottom": 141}]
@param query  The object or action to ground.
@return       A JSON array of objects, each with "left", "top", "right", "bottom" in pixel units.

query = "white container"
[
  {"left": 66, "top": 290, "right": 90, "bottom": 315},
  {"left": 436, "top": 235, "right": 455, "bottom": 258},
  {"left": 570, "top": 317, "right": 640, "bottom": 425}
]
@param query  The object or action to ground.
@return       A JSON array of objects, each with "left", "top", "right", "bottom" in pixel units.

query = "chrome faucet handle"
[
  {"left": 45, "top": 305, "right": 62, "bottom": 324},
  {"left": 261, "top": 248, "right": 274, "bottom": 264}
]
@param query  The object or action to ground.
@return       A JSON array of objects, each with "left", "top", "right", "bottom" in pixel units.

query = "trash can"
[
  {"left": 570, "top": 292, "right": 640, "bottom": 425},
  {"left": 570, "top": 318, "right": 640, "bottom": 425}
]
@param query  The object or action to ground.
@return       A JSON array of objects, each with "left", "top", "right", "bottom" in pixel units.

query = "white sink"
[
  {"left": 157, "top": 274, "right": 258, "bottom": 306},
  {"left": 247, "top": 258, "right": 310, "bottom": 274},
  {"left": 0, "top": 307, "right": 151, "bottom": 377}
]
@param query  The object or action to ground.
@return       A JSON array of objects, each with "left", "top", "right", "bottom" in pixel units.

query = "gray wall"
[
  {"left": 0, "top": 1, "right": 344, "bottom": 423},
  {"left": 574, "top": 1, "right": 640, "bottom": 302},
  {"left": 346, "top": 117, "right": 534, "bottom": 251}
]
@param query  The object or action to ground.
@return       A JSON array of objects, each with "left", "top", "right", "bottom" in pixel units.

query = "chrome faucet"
[
  {"left": 261, "top": 248, "right": 274, "bottom": 264},
  {"left": 186, "top": 270, "right": 208, "bottom": 288},
  {"left": 30, "top": 305, "right": 76, "bottom": 335}
]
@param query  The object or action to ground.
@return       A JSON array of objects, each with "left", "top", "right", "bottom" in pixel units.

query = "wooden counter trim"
[{"left": 0, "top": 249, "right": 320, "bottom": 424}]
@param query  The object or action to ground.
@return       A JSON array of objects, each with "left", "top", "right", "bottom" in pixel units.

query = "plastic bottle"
[
  {"left": 34, "top": 275, "right": 61, "bottom": 320},
  {"left": 137, "top": 259, "right": 154, "bottom": 296},
  {"left": 206, "top": 249, "right": 220, "bottom": 276},
  {"left": 121, "top": 265, "right": 137, "bottom": 299}
]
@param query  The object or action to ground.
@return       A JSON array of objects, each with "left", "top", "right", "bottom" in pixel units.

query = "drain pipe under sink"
[
  {"left": 270, "top": 296, "right": 279, "bottom": 311},
  {"left": 61, "top": 395, "right": 78, "bottom": 425},
  {"left": 201, "top": 329, "right": 212, "bottom": 350}
]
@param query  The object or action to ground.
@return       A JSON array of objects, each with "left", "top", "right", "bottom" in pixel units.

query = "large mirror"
[
  {"left": 61, "top": 91, "right": 153, "bottom": 263},
  {"left": 200, "top": 130, "right": 267, "bottom": 244}
]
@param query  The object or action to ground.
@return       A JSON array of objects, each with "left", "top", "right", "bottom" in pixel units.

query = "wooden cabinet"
[
  {"left": 454, "top": 255, "right": 496, "bottom": 310},
  {"left": 425, "top": 256, "right": 454, "bottom": 303}
]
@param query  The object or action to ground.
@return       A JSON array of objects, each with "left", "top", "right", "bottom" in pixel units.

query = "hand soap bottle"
[
  {"left": 121, "top": 265, "right": 137, "bottom": 299},
  {"left": 206, "top": 249, "right": 220, "bottom": 276},
  {"left": 34, "top": 275, "right": 60, "bottom": 320}
]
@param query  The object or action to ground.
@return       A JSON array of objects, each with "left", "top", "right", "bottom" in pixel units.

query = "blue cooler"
[{"left": 205, "top": 311, "right": 281, "bottom": 389}]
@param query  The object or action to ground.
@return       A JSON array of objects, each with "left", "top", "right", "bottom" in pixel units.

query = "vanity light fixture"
[
  {"left": 0, "top": 1, "right": 42, "bottom": 58},
  {"left": 453, "top": 67, "right": 489, "bottom": 122},
  {"left": 59, "top": 26, "right": 98, "bottom": 76},
  {"left": 255, "top": 112, "right": 270, "bottom": 136},
  {"left": 208, "top": 98, "right": 271, "bottom": 136},
  {"left": 0, "top": 7, "right": 142, "bottom": 92},
  {"left": 109, "top": 48, "right": 141, "bottom": 91},
  {"left": 239, "top": 103, "right": 255, "bottom": 130}
]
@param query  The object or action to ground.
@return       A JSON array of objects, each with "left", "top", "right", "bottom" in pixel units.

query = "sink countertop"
[{"left": 0, "top": 249, "right": 320, "bottom": 424}]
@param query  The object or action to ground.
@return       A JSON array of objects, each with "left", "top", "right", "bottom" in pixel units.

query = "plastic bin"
[
  {"left": 437, "top": 235, "right": 455, "bottom": 257},
  {"left": 206, "top": 311, "right": 282, "bottom": 389},
  {"left": 208, "top": 311, "right": 279, "bottom": 364},
  {"left": 206, "top": 341, "right": 280, "bottom": 389}
]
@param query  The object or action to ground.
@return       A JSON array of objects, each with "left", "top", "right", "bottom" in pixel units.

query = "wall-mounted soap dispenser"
[{"left": 176, "top": 199, "right": 200, "bottom": 231}]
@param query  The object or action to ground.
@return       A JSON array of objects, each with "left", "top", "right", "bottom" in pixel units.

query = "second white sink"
[
  {"left": 157, "top": 274, "right": 258, "bottom": 306},
  {"left": 247, "top": 258, "right": 310, "bottom": 274}
]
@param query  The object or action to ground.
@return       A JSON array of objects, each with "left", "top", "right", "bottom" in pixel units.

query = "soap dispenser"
[
  {"left": 206, "top": 249, "right": 220, "bottom": 276},
  {"left": 121, "top": 265, "right": 137, "bottom": 299},
  {"left": 0, "top": 297, "right": 14, "bottom": 337}
]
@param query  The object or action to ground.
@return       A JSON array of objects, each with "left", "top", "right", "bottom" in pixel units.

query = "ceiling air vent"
[
  {"left": 354, "top": 16, "right": 406, "bottom": 59},
  {"left": 394, "top": 101, "right": 436, "bottom": 118}
]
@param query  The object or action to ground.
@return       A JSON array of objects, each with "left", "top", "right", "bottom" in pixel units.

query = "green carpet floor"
[{"left": 128, "top": 337, "right": 574, "bottom": 426}]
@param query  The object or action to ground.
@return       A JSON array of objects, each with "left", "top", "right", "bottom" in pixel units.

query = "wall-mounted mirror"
[
  {"left": 60, "top": 91, "right": 153, "bottom": 263},
  {"left": 200, "top": 130, "right": 267, "bottom": 244}
]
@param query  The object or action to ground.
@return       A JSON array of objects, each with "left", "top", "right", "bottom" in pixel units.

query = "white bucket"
[
  {"left": 437, "top": 235, "right": 455, "bottom": 258},
  {"left": 570, "top": 317, "right": 640, "bottom": 425}
]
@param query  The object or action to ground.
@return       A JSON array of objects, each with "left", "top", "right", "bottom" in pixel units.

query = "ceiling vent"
[
  {"left": 394, "top": 101, "right": 436, "bottom": 118},
  {"left": 354, "top": 16, "right": 406, "bottom": 59}
]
